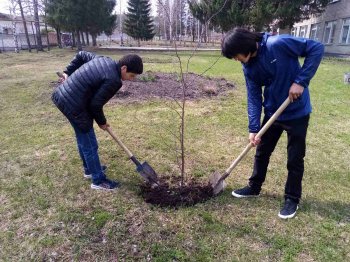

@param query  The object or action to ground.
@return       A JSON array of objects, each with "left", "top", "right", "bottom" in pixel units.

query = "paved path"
[{"left": 99, "top": 46, "right": 221, "bottom": 52}]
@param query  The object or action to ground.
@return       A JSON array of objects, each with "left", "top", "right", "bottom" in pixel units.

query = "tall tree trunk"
[
  {"left": 72, "top": 32, "right": 76, "bottom": 48},
  {"left": 44, "top": 0, "right": 50, "bottom": 51},
  {"left": 92, "top": 33, "right": 97, "bottom": 46},
  {"left": 163, "top": 17, "right": 167, "bottom": 41},
  {"left": 31, "top": 21, "right": 37, "bottom": 51},
  {"left": 45, "top": 22, "right": 50, "bottom": 50},
  {"left": 76, "top": 31, "right": 82, "bottom": 51},
  {"left": 179, "top": 0, "right": 182, "bottom": 43},
  {"left": 9, "top": 1, "right": 19, "bottom": 53},
  {"left": 33, "top": 0, "right": 43, "bottom": 51},
  {"left": 12, "top": 20, "right": 19, "bottom": 53},
  {"left": 18, "top": 0, "right": 31, "bottom": 52},
  {"left": 85, "top": 32, "right": 90, "bottom": 46},
  {"left": 81, "top": 31, "right": 85, "bottom": 46},
  {"left": 56, "top": 28, "right": 62, "bottom": 48}
]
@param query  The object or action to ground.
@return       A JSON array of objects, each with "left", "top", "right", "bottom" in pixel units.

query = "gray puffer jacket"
[{"left": 52, "top": 51, "right": 122, "bottom": 132}]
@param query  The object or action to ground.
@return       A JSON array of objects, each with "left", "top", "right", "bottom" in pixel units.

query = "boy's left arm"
[
  {"left": 64, "top": 51, "right": 96, "bottom": 76},
  {"left": 277, "top": 36, "right": 324, "bottom": 88},
  {"left": 88, "top": 81, "right": 121, "bottom": 127}
]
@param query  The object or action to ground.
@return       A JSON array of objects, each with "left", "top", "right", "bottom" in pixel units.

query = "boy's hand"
[
  {"left": 289, "top": 83, "right": 304, "bottom": 102},
  {"left": 98, "top": 123, "right": 110, "bottom": 130},
  {"left": 249, "top": 133, "right": 261, "bottom": 146},
  {"left": 56, "top": 72, "right": 68, "bottom": 83}
]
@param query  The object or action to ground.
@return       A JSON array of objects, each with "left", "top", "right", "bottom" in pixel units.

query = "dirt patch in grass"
[
  {"left": 112, "top": 71, "right": 235, "bottom": 103},
  {"left": 140, "top": 176, "right": 213, "bottom": 207}
]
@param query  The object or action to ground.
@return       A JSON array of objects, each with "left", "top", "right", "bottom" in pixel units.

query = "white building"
[{"left": 291, "top": 0, "right": 350, "bottom": 55}]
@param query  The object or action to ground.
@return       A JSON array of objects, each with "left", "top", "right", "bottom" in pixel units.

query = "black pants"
[{"left": 248, "top": 115, "right": 310, "bottom": 203}]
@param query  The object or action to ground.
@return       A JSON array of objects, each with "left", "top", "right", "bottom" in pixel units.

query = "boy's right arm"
[
  {"left": 245, "top": 74, "right": 263, "bottom": 146},
  {"left": 244, "top": 72, "right": 263, "bottom": 134},
  {"left": 63, "top": 51, "right": 96, "bottom": 76}
]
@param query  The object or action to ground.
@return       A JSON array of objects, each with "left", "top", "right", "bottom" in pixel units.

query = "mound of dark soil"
[
  {"left": 140, "top": 176, "right": 213, "bottom": 208},
  {"left": 113, "top": 71, "right": 235, "bottom": 103}
]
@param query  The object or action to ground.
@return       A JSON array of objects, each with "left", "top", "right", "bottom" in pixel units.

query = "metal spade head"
[
  {"left": 136, "top": 161, "right": 159, "bottom": 185},
  {"left": 209, "top": 171, "right": 227, "bottom": 195}
]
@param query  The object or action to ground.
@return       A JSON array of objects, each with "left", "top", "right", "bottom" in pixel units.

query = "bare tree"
[
  {"left": 8, "top": 0, "right": 19, "bottom": 53},
  {"left": 17, "top": 0, "right": 32, "bottom": 52},
  {"left": 33, "top": 0, "right": 43, "bottom": 51},
  {"left": 154, "top": 0, "right": 226, "bottom": 186}
]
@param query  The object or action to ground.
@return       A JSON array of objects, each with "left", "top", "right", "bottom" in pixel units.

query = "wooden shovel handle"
[
  {"left": 105, "top": 126, "right": 134, "bottom": 158},
  {"left": 224, "top": 97, "right": 291, "bottom": 176}
]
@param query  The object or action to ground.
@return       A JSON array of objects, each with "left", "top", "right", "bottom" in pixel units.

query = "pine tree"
[{"left": 124, "top": 0, "right": 155, "bottom": 46}]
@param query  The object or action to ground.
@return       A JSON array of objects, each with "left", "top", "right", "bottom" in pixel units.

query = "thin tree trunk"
[
  {"left": 85, "top": 32, "right": 90, "bottom": 46},
  {"left": 163, "top": 16, "right": 167, "bottom": 42},
  {"left": 92, "top": 33, "right": 97, "bottom": 46},
  {"left": 33, "top": 0, "right": 43, "bottom": 51},
  {"left": 44, "top": 0, "right": 49, "bottom": 50},
  {"left": 31, "top": 21, "right": 37, "bottom": 52},
  {"left": 76, "top": 31, "right": 82, "bottom": 51},
  {"left": 18, "top": 0, "right": 31, "bottom": 52},
  {"left": 81, "top": 31, "right": 85, "bottom": 46},
  {"left": 56, "top": 28, "right": 62, "bottom": 48},
  {"left": 179, "top": 0, "right": 182, "bottom": 43},
  {"left": 12, "top": 20, "right": 19, "bottom": 53},
  {"left": 9, "top": 2, "right": 19, "bottom": 53},
  {"left": 72, "top": 32, "right": 76, "bottom": 48},
  {"left": 45, "top": 22, "right": 50, "bottom": 50}
]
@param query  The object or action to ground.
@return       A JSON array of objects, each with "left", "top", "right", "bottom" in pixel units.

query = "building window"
[
  {"left": 340, "top": 18, "right": 350, "bottom": 44},
  {"left": 291, "top": 27, "right": 297, "bottom": 36},
  {"left": 299, "top": 25, "right": 308, "bottom": 38},
  {"left": 309, "top": 24, "right": 319, "bottom": 40},
  {"left": 323, "top": 21, "right": 337, "bottom": 44}
]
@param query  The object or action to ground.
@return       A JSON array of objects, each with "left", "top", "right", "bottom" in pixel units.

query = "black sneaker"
[
  {"left": 84, "top": 165, "right": 107, "bottom": 179},
  {"left": 278, "top": 198, "right": 299, "bottom": 219},
  {"left": 231, "top": 186, "right": 260, "bottom": 198},
  {"left": 91, "top": 178, "right": 120, "bottom": 191}
]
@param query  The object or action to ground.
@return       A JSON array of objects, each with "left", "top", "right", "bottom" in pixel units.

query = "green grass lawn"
[{"left": 0, "top": 48, "right": 349, "bottom": 261}]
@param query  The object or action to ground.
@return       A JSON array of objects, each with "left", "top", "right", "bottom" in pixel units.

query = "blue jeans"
[{"left": 70, "top": 121, "right": 105, "bottom": 184}]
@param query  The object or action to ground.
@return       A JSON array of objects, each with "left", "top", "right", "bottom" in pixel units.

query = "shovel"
[
  {"left": 210, "top": 97, "right": 291, "bottom": 195},
  {"left": 105, "top": 126, "right": 159, "bottom": 186}
]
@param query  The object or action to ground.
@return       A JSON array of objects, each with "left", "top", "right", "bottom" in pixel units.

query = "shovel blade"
[
  {"left": 209, "top": 171, "right": 227, "bottom": 195},
  {"left": 136, "top": 161, "right": 159, "bottom": 185}
]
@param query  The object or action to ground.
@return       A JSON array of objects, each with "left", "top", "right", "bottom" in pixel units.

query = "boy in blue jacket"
[
  {"left": 52, "top": 51, "right": 143, "bottom": 191},
  {"left": 221, "top": 28, "right": 324, "bottom": 219}
]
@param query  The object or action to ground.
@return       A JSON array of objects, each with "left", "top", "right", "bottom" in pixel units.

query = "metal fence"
[{"left": 0, "top": 19, "right": 57, "bottom": 52}]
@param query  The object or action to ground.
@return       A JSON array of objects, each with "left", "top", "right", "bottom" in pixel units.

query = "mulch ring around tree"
[
  {"left": 112, "top": 71, "right": 235, "bottom": 103},
  {"left": 140, "top": 176, "right": 214, "bottom": 208}
]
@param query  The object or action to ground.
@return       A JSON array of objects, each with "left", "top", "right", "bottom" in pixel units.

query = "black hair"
[
  {"left": 119, "top": 54, "right": 143, "bottom": 74},
  {"left": 221, "top": 28, "right": 263, "bottom": 59}
]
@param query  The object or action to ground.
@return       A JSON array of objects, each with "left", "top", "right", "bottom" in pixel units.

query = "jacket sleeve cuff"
[
  {"left": 95, "top": 117, "right": 106, "bottom": 126},
  {"left": 294, "top": 79, "right": 307, "bottom": 88}
]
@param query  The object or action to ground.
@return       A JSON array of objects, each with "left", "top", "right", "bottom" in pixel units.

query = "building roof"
[
  {"left": 0, "top": 12, "right": 11, "bottom": 20},
  {"left": 0, "top": 12, "right": 43, "bottom": 22}
]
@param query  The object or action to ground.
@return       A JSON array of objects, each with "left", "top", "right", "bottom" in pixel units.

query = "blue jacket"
[{"left": 242, "top": 33, "right": 324, "bottom": 133}]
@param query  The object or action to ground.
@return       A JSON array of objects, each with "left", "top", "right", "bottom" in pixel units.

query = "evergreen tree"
[
  {"left": 124, "top": 0, "right": 155, "bottom": 46},
  {"left": 46, "top": 0, "right": 117, "bottom": 48}
]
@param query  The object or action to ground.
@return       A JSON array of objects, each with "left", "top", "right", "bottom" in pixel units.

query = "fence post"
[{"left": 344, "top": 73, "right": 350, "bottom": 85}]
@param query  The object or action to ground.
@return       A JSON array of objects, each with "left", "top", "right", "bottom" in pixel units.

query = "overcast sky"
[{"left": 0, "top": 0, "right": 157, "bottom": 15}]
